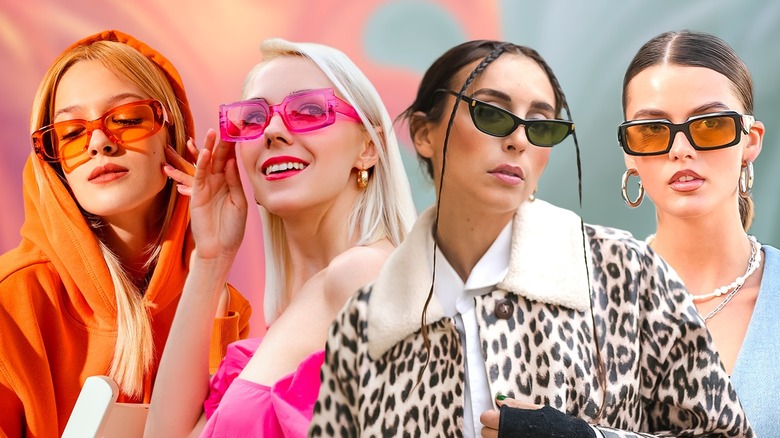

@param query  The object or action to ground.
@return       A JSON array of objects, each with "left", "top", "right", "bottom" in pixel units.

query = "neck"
[
  {"left": 650, "top": 212, "right": 752, "bottom": 297},
  {"left": 434, "top": 202, "right": 514, "bottom": 282},
  {"left": 98, "top": 191, "right": 167, "bottom": 284},
  {"left": 280, "top": 194, "right": 358, "bottom": 299}
]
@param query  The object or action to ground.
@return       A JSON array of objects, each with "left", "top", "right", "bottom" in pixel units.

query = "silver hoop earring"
[
  {"left": 621, "top": 169, "right": 644, "bottom": 208},
  {"left": 739, "top": 161, "right": 754, "bottom": 198}
]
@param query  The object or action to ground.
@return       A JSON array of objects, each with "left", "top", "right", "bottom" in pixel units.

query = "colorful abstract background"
[{"left": 2, "top": 0, "right": 778, "bottom": 334}]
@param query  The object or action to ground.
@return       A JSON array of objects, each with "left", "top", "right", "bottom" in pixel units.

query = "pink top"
[{"left": 201, "top": 337, "right": 325, "bottom": 437}]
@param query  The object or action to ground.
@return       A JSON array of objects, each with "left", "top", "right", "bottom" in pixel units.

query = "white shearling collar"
[{"left": 367, "top": 199, "right": 592, "bottom": 359}]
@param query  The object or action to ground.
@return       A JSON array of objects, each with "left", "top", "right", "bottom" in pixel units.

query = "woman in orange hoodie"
[{"left": 0, "top": 30, "right": 251, "bottom": 437}]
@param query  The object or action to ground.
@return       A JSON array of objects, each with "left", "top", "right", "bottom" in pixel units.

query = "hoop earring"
[
  {"left": 739, "top": 161, "right": 754, "bottom": 198},
  {"left": 357, "top": 167, "right": 369, "bottom": 189},
  {"left": 621, "top": 169, "right": 644, "bottom": 208}
]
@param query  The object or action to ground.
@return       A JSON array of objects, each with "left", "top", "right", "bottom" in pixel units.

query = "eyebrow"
[
  {"left": 630, "top": 101, "right": 732, "bottom": 120},
  {"left": 53, "top": 92, "right": 148, "bottom": 119},
  {"left": 248, "top": 88, "right": 315, "bottom": 103},
  {"left": 471, "top": 88, "right": 556, "bottom": 115}
]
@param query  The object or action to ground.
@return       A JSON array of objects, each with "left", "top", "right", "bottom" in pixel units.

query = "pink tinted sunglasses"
[{"left": 219, "top": 88, "right": 361, "bottom": 141}]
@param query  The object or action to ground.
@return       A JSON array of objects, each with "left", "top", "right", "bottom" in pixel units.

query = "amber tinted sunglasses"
[
  {"left": 618, "top": 111, "right": 755, "bottom": 156},
  {"left": 32, "top": 99, "right": 168, "bottom": 172}
]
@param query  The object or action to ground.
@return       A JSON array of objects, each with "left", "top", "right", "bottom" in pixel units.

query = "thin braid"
[
  {"left": 525, "top": 51, "right": 582, "bottom": 208},
  {"left": 413, "top": 45, "right": 508, "bottom": 392},
  {"left": 525, "top": 50, "right": 607, "bottom": 420}
]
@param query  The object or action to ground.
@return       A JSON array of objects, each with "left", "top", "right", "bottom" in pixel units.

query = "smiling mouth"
[{"left": 264, "top": 162, "right": 307, "bottom": 175}]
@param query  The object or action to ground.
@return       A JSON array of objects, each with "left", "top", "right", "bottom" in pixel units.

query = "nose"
[
  {"left": 87, "top": 128, "right": 118, "bottom": 157},
  {"left": 503, "top": 125, "right": 528, "bottom": 153},
  {"left": 263, "top": 111, "right": 292, "bottom": 148},
  {"left": 668, "top": 130, "right": 696, "bottom": 160}
]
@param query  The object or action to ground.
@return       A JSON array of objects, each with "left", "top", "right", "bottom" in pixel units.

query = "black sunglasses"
[
  {"left": 437, "top": 89, "right": 574, "bottom": 147},
  {"left": 618, "top": 111, "right": 755, "bottom": 156}
]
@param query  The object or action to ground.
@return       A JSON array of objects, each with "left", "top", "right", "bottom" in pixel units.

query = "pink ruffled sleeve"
[{"left": 203, "top": 337, "right": 262, "bottom": 418}]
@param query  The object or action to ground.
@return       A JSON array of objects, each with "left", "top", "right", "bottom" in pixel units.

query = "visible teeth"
[
  {"left": 265, "top": 162, "right": 306, "bottom": 175},
  {"left": 678, "top": 175, "right": 694, "bottom": 182}
]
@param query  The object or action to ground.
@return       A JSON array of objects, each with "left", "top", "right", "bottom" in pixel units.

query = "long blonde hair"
[
  {"left": 29, "top": 40, "right": 188, "bottom": 398},
  {"left": 243, "top": 39, "right": 417, "bottom": 324}
]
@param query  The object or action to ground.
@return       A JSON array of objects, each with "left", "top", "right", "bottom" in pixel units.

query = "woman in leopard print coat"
[{"left": 309, "top": 40, "right": 752, "bottom": 438}]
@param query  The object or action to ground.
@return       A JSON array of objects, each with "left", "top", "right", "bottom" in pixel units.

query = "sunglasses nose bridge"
[
  {"left": 668, "top": 126, "right": 697, "bottom": 159},
  {"left": 86, "top": 125, "right": 118, "bottom": 157},
  {"left": 502, "top": 121, "right": 530, "bottom": 151},
  {"left": 264, "top": 106, "right": 290, "bottom": 133}
]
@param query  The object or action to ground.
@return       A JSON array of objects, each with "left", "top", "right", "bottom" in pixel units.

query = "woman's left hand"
[
  {"left": 480, "top": 397, "right": 543, "bottom": 438},
  {"left": 163, "top": 137, "right": 200, "bottom": 195},
  {"left": 188, "top": 129, "right": 247, "bottom": 263}
]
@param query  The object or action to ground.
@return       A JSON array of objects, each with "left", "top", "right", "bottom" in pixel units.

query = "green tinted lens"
[
  {"left": 472, "top": 102, "right": 516, "bottom": 136},
  {"left": 527, "top": 122, "right": 570, "bottom": 146}
]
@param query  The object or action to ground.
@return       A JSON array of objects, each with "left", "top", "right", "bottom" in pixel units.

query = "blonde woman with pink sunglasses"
[{"left": 146, "top": 38, "right": 415, "bottom": 437}]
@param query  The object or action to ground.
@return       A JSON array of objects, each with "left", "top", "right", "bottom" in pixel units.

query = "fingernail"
[{"left": 496, "top": 392, "right": 506, "bottom": 401}]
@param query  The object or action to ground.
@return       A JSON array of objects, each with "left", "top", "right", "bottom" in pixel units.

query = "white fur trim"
[
  {"left": 367, "top": 208, "right": 443, "bottom": 359},
  {"left": 367, "top": 200, "right": 591, "bottom": 358},
  {"left": 497, "top": 199, "right": 591, "bottom": 312}
]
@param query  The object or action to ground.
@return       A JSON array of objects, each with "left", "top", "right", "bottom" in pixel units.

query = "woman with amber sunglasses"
[
  {"left": 145, "top": 38, "right": 416, "bottom": 437},
  {"left": 619, "top": 30, "right": 777, "bottom": 437},
  {"left": 0, "top": 30, "right": 251, "bottom": 437},
  {"left": 310, "top": 39, "right": 752, "bottom": 437}
]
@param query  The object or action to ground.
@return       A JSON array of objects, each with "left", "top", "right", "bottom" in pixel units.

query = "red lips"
[{"left": 261, "top": 155, "right": 309, "bottom": 181}]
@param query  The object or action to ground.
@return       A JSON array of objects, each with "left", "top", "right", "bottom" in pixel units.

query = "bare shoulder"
[{"left": 322, "top": 239, "right": 395, "bottom": 309}]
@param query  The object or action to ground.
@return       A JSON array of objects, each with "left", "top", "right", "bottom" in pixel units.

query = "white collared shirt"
[{"left": 433, "top": 220, "right": 512, "bottom": 438}]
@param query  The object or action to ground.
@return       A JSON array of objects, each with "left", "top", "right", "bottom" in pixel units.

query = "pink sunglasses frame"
[{"left": 218, "top": 88, "right": 361, "bottom": 141}]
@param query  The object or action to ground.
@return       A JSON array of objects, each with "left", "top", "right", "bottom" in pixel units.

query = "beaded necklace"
[{"left": 645, "top": 234, "right": 762, "bottom": 320}]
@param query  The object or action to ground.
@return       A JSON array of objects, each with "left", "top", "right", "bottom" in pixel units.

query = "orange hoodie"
[{"left": 0, "top": 30, "right": 251, "bottom": 437}]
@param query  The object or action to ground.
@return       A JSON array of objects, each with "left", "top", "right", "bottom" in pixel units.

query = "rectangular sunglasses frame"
[
  {"left": 31, "top": 99, "right": 168, "bottom": 172},
  {"left": 219, "top": 88, "right": 360, "bottom": 142},
  {"left": 617, "top": 110, "right": 755, "bottom": 156}
]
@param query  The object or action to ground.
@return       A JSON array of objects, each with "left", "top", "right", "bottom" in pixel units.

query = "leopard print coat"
[{"left": 310, "top": 201, "right": 752, "bottom": 437}]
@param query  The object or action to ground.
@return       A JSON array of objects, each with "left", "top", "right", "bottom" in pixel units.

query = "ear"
[
  {"left": 409, "top": 111, "right": 436, "bottom": 159},
  {"left": 743, "top": 119, "right": 764, "bottom": 163},
  {"left": 623, "top": 153, "right": 637, "bottom": 171},
  {"left": 355, "top": 127, "right": 380, "bottom": 170}
]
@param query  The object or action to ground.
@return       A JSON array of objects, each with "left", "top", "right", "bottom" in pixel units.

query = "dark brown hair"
[
  {"left": 622, "top": 30, "right": 755, "bottom": 230},
  {"left": 399, "top": 40, "right": 606, "bottom": 419},
  {"left": 401, "top": 40, "right": 569, "bottom": 179}
]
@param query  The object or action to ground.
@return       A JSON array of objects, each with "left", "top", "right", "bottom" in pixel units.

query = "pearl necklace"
[{"left": 645, "top": 234, "right": 762, "bottom": 311}]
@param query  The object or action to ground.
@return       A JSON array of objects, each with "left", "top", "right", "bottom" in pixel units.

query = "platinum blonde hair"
[{"left": 242, "top": 38, "right": 416, "bottom": 324}]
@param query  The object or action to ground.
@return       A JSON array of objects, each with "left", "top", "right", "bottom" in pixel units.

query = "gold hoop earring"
[
  {"left": 357, "top": 167, "right": 369, "bottom": 189},
  {"left": 739, "top": 161, "right": 754, "bottom": 198},
  {"left": 621, "top": 169, "right": 644, "bottom": 208}
]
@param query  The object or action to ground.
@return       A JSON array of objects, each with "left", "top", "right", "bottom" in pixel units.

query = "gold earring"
[{"left": 357, "top": 167, "right": 369, "bottom": 189}]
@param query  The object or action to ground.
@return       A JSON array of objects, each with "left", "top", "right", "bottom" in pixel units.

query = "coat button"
[{"left": 495, "top": 298, "right": 514, "bottom": 319}]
